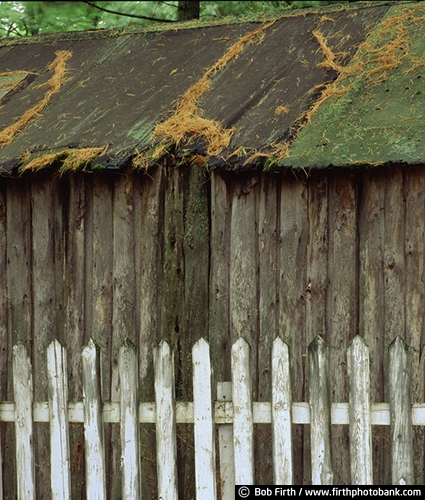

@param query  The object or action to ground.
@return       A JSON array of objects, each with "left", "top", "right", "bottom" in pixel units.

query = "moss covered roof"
[
  {"left": 0, "top": 1, "right": 422, "bottom": 174},
  {"left": 282, "top": 2, "right": 425, "bottom": 170}
]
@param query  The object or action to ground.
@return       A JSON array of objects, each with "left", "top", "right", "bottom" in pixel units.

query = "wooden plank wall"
[{"left": 0, "top": 163, "right": 424, "bottom": 497}]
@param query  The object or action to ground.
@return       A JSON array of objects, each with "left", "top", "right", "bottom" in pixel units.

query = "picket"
[
  {"left": 4, "top": 334, "right": 425, "bottom": 498},
  {"left": 13, "top": 343, "right": 35, "bottom": 500},
  {"left": 389, "top": 337, "right": 414, "bottom": 485},
  {"left": 118, "top": 340, "right": 141, "bottom": 500},
  {"left": 231, "top": 337, "right": 254, "bottom": 485},
  {"left": 308, "top": 336, "right": 333, "bottom": 485},
  {"left": 271, "top": 337, "right": 293, "bottom": 485},
  {"left": 154, "top": 340, "right": 178, "bottom": 500},
  {"left": 193, "top": 338, "right": 216, "bottom": 499},
  {"left": 347, "top": 336, "right": 373, "bottom": 485},
  {"left": 82, "top": 339, "right": 107, "bottom": 500},
  {"left": 47, "top": 340, "right": 70, "bottom": 500}
]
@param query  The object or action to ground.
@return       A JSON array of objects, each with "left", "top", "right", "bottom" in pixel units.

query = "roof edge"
[{"left": 0, "top": 0, "right": 398, "bottom": 47}]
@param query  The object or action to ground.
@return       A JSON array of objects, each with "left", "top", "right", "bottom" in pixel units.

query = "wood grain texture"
[
  {"left": 229, "top": 174, "right": 258, "bottom": 349},
  {"left": 90, "top": 173, "right": 113, "bottom": 397},
  {"left": 209, "top": 172, "right": 231, "bottom": 386},
  {"left": 5, "top": 178, "right": 32, "bottom": 499},
  {"left": 61, "top": 173, "right": 86, "bottom": 499},
  {"left": 306, "top": 171, "right": 328, "bottom": 345},
  {"left": 135, "top": 168, "right": 162, "bottom": 498},
  {"left": 118, "top": 340, "right": 141, "bottom": 500},
  {"left": 308, "top": 336, "right": 333, "bottom": 485},
  {"left": 192, "top": 338, "right": 216, "bottom": 499},
  {"left": 271, "top": 337, "right": 293, "bottom": 485},
  {"left": 0, "top": 179, "right": 8, "bottom": 498},
  {"left": 47, "top": 340, "right": 71, "bottom": 500},
  {"left": 13, "top": 343, "right": 35, "bottom": 500},
  {"left": 389, "top": 337, "right": 413, "bottom": 485},
  {"left": 217, "top": 381, "right": 234, "bottom": 498},
  {"left": 231, "top": 337, "right": 254, "bottom": 485},
  {"left": 347, "top": 336, "right": 372, "bottom": 485},
  {"left": 154, "top": 340, "right": 178, "bottom": 500},
  {"left": 404, "top": 167, "right": 425, "bottom": 484},
  {"left": 111, "top": 169, "right": 136, "bottom": 499},
  {"left": 327, "top": 171, "right": 357, "bottom": 484},
  {"left": 82, "top": 339, "right": 107, "bottom": 500},
  {"left": 358, "top": 168, "right": 387, "bottom": 483},
  {"left": 31, "top": 175, "right": 57, "bottom": 498},
  {"left": 279, "top": 173, "right": 308, "bottom": 484},
  {"left": 1, "top": 165, "right": 425, "bottom": 492},
  {"left": 257, "top": 173, "right": 278, "bottom": 485}
]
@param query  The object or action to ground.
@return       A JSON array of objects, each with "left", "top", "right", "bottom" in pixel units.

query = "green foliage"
[{"left": 0, "top": 1, "right": 344, "bottom": 38}]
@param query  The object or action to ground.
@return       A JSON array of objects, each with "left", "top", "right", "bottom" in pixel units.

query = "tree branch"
[{"left": 81, "top": 1, "right": 177, "bottom": 23}]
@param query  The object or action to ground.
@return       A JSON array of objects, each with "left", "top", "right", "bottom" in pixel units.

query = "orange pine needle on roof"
[
  {"left": 0, "top": 50, "right": 72, "bottom": 149},
  {"left": 20, "top": 146, "right": 108, "bottom": 174},
  {"left": 152, "top": 20, "right": 276, "bottom": 157}
]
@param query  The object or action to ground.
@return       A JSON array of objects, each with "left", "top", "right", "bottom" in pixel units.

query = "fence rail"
[{"left": 3, "top": 335, "right": 424, "bottom": 499}]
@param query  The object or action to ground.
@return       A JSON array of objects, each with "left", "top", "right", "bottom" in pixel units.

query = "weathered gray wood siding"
[{"left": 0, "top": 163, "right": 424, "bottom": 496}]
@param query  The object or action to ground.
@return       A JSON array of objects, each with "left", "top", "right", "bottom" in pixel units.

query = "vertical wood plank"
[
  {"left": 13, "top": 342, "right": 35, "bottom": 500},
  {"left": 404, "top": 166, "right": 425, "bottom": 484},
  {"left": 192, "top": 338, "right": 216, "bottom": 499},
  {"left": 47, "top": 340, "right": 70, "bottom": 500},
  {"left": 136, "top": 168, "right": 162, "bottom": 498},
  {"left": 91, "top": 174, "right": 113, "bottom": 395},
  {"left": 384, "top": 167, "right": 405, "bottom": 345},
  {"left": 154, "top": 340, "right": 178, "bottom": 500},
  {"left": 113, "top": 169, "right": 135, "bottom": 351},
  {"left": 358, "top": 169, "right": 386, "bottom": 483},
  {"left": 6, "top": 178, "right": 32, "bottom": 347},
  {"left": 209, "top": 173, "right": 231, "bottom": 386},
  {"left": 257, "top": 173, "right": 278, "bottom": 485},
  {"left": 279, "top": 175, "right": 308, "bottom": 484},
  {"left": 111, "top": 169, "right": 136, "bottom": 498},
  {"left": 305, "top": 172, "right": 328, "bottom": 487},
  {"left": 82, "top": 339, "right": 106, "bottom": 500},
  {"left": 231, "top": 337, "right": 254, "bottom": 485},
  {"left": 160, "top": 166, "right": 184, "bottom": 346},
  {"left": 62, "top": 173, "right": 86, "bottom": 500},
  {"left": 118, "top": 340, "right": 141, "bottom": 500},
  {"left": 271, "top": 337, "right": 293, "bottom": 485},
  {"left": 383, "top": 168, "right": 406, "bottom": 484},
  {"left": 0, "top": 178, "right": 6, "bottom": 500},
  {"left": 229, "top": 174, "right": 258, "bottom": 371},
  {"left": 137, "top": 168, "right": 162, "bottom": 396},
  {"left": 308, "top": 336, "right": 333, "bottom": 485},
  {"left": 389, "top": 337, "right": 413, "bottom": 485},
  {"left": 210, "top": 173, "right": 233, "bottom": 499},
  {"left": 6, "top": 179, "right": 32, "bottom": 499},
  {"left": 7, "top": 174, "right": 32, "bottom": 500},
  {"left": 306, "top": 171, "right": 328, "bottom": 343},
  {"left": 0, "top": 422, "right": 3, "bottom": 500},
  {"left": 90, "top": 174, "right": 115, "bottom": 496},
  {"left": 229, "top": 174, "right": 258, "bottom": 487},
  {"left": 181, "top": 165, "right": 210, "bottom": 498},
  {"left": 347, "top": 336, "right": 372, "bottom": 485},
  {"left": 326, "top": 171, "right": 357, "bottom": 484},
  {"left": 217, "top": 382, "right": 235, "bottom": 500},
  {"left": 31, "top": 177, "right": 58, "bottom": 499}
]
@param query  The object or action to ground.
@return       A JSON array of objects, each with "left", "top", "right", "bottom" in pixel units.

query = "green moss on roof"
[{"left": 281, "top": 2, "right": 425, "bottom": 169}]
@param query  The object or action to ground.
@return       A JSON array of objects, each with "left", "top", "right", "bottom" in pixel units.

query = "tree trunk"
[{"left": 178, "top": 1, "right": 200, "bottom": 21}]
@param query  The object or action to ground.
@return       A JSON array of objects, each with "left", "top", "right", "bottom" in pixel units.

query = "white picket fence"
[{"left": 2, "top": 334, "right": 424, "bottom": 499}]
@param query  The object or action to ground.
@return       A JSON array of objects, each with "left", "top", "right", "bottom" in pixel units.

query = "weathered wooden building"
[{"left": 0, "top": 0, "right": 424, "bottom": 497}]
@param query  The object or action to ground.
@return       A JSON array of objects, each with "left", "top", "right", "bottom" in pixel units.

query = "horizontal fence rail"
[{"left": 3, "top": 335, "right": 424, "bottom": 499}]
